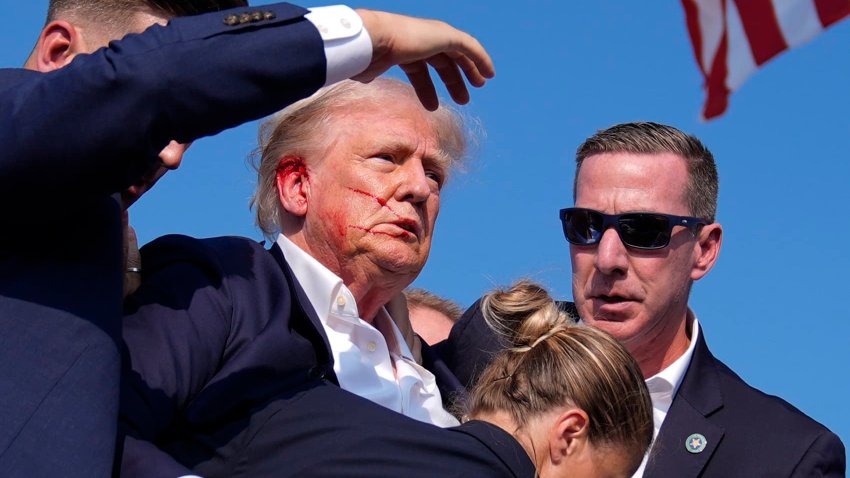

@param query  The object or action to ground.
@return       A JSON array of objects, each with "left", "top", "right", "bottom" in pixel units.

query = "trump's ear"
[
  {"left": 691, "top": 223, "right": 722, "bottom": 281},
  {"left": 275, "top": 156, "right": 310, "bottom": 217},
  {"left": 25, "top": 20, "right": 90, "bottom": 72}
]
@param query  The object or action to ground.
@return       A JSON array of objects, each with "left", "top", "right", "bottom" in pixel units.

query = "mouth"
[
  {"left": 392, "top": 218, "right": 421, "bottom": 237},
  {"left": 596, "top": 294, "right": 630, "bottom": 304}
]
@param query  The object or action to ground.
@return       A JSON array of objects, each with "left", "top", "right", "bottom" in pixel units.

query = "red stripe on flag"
[
  {"left": 733, "top": 0, "right": 788, "bottom": 65},
  {"left": 814, "top": 0, "right": 850, "bottom": 27},
  {"left": 703, "top": 0, "right": 730, "bottom": 119},
  {"left": 703, "top": 26, "right": 730, "bottom": 119},
  {"left": 682, "top": 0, "right": 707, "bottom": 74}
]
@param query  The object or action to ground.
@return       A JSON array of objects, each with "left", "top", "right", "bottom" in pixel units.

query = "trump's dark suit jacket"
[
  {"left": 440, "top": 299, "right": 846, "bottom": 478},
  {"left": 175, "top": 379, "right": 535, "bottom": 478},
  {"left": 120, "top": 234, "right": 469, "bottom": 477},
  {"left": 0, "top": 3, "right": 331, "bottom": 476}
]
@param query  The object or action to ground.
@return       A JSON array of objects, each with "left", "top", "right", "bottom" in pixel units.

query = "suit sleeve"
[
  {"left": 119, "top": 236, "right": 234, "bottom": 477},
  {"left": 790, "top": 430, "right": 846, "bottom": 478},
  {"left": 0, "top": 2, "right": 326, "bottom": 202}
]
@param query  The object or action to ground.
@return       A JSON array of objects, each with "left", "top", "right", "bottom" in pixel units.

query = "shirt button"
[
  {"left": 336, "top": 296, "right": 347, "bottom": 307},
  {"left": 367, "top": 341, "right": 377, "bottom": 353}
]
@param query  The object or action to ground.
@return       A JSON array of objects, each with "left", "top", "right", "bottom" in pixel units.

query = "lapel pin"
[{"left": 685, "top": 433, "right": 707, "bottom": 454}]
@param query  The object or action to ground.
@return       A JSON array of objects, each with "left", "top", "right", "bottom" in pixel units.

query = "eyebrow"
[{"left": 364, "top": 137, "right": 454, "bottom": 169}]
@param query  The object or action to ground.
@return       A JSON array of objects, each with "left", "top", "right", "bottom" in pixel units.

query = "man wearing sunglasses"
[{"left": 442, "top": 122, "right": 844, "bottom": 477}]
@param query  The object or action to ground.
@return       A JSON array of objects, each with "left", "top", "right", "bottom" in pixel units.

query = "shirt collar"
[
  {"left": 275, "top": 233, "right": 412, "bottom": 360},
  {"left": 275, "top": 234, "right": 356, "bottom": 320},
  {"left": 645, "top": 311, "right": 700, "bottom": 402},
  {"left": 373, "top": 306, "right": 416, "bottom": 361}
]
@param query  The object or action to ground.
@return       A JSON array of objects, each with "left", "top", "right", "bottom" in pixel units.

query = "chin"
[
  {"left": 583, "top": 313, "right": 635, "bottom": 341},
  {"left": 374, "top": 252, "right": 425, "bottom": 275}
]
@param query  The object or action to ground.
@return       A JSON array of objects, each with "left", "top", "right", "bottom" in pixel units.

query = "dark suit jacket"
[
  {"left": 120, "top": 234, "right": 468, "bottom": 477},
  {"left": 442, "top": 299, "right": 846, "bottom": 477},
  {"left": 0, "top": 4, "right": 328, "bottom": 476},
  {"left": 166, "top": 378, "right": 534, "bottom": 477}
]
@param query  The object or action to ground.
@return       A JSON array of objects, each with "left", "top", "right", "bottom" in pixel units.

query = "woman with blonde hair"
[{"left": 466, "top": 279, "right": 653, "bottom": 476}]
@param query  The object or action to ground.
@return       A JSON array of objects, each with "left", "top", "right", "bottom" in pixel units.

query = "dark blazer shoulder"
[
  {"left": 139, "top": 233, "right": 274, "bottom": 280},
  {"left": 649, "top": 331, "right": 846, "bottom": 477},
  {"left": 438, "top": 298, "right": 577, "bottom": 390}
]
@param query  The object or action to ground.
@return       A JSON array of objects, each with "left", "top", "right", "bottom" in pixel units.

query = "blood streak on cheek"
[
  {"left": 332, "top": 210, "right": 347, "bottom": 238},
  {"left": 346, "top": 188, "right": 399, "bottom": 217}
]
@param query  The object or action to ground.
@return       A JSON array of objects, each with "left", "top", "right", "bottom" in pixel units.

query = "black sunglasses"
[{"left": 559, "top": 207, "right": 710, "bottom": 250}]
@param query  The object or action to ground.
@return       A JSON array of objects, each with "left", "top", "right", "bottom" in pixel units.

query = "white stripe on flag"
[
  {"left": 772, "top": 0, "right": 824, "bottom": 48},
  {"left": 697, "top": 0, "right": 726, "bottom": 72},
  {"left": 725, "top": 0, "right": 759, "bottom": 91}
]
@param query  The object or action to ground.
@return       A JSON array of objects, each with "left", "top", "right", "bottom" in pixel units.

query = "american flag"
[{"left": 682, "top": 0, "right": 850, "bottom": 119}]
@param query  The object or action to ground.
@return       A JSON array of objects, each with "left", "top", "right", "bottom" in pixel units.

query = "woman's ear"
[{"left": 548, "top": 408, "right": 590, "bottom": 465}]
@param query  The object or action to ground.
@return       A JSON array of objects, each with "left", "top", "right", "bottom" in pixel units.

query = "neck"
[
  {"left": 630, "top": 310, "right": 693, "bottom": 378},
  {"left": 288, "top": 232, "right": 413, "bottom": 323}
]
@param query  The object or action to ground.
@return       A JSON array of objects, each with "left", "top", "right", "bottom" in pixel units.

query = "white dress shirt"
[
  {"left": 277, "top": 234, "right": 459, "bottom": 428},
  {"left": 631, "top": 314, "right": 701, "bottom": 478}
]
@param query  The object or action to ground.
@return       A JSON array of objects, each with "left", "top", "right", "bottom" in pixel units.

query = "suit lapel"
[
  {"left": 645, "top": 332, "right": 725, "bottom": 478},
  {"left": 268, "top": 243, "right": 337, "bottom": 378}
]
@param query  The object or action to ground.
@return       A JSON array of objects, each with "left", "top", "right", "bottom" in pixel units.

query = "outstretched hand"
[{"left": 353, "top": 9, "right": 495, "bottom": 111}]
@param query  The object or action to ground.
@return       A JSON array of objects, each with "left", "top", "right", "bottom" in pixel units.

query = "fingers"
[
  {"left": 122, "top": 214, "right": 142, "bottom": 299},
  {"left": 444, "top": 30, "right": 495, "bottom": 82},
  {"left": 451, "top": 52, "right": 488, "bottom": 88},
  {"left": 355, "top": 9, "right": 494, "bottom": 109},
  {"left": 400, "top": 61, "right": 439, "bottom": 111},
  {"left": 428, "top": 53, "right": 469, "bottom": 105}
]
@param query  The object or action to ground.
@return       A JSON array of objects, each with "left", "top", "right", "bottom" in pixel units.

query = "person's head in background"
[
  {"left": 468, "top": 280, "right": 653, "bottom": 478},
  {"left": 404, "top": 288, "right": 463, "bottom": 345}
]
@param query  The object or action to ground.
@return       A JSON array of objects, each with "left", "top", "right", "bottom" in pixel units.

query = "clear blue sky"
[{"left": 4, "top": 1, "right": 848, "bottom": 449}]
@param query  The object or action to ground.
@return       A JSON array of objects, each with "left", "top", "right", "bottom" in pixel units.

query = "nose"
[
  {"left": 593, "top": 227, "right": 629, "bottom": 276},
  {"left": 158, "top": 141, "right": 192, "bottom": 170},
  {"left": 394, "top": 158, "right": 432, "bottom": 203}
]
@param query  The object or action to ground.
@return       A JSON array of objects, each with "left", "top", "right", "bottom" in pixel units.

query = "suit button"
[
  {"left": 223, "top": 14, "right": 239, "bottom": 26},
  {"left": 263, "top": 11, "right": 276, "bottom": 20},
  {"left": 309, "top": 366, "right": 327, "bottom": 380},
  {"left": 251, "top": 11, "right": 263, "bottom": 22},
  {"left": 239, "top": 13, "right": 252, "bottom": 24}
]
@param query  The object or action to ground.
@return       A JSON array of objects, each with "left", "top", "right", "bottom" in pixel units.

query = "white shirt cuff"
[{"left": 305, "top": 5, "right": 373, "bottom": 86}]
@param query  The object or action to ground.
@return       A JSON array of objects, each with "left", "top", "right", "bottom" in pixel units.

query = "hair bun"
[{"left": 480, "top": 279, "right": 568, "bottom": 351}]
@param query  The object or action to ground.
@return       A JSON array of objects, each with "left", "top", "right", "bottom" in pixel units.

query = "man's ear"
[
  {"left": 548, "top": 408, "right": 590, "bottom": 465},
  {"left": 275, "top": 156, "right": 310, "bottom": 217},
  {"left": 691, "top": 223, "right": 722, "bottom": 281},
  {"left": 25, "top": 20, "right": 90, "bottom": 72}
]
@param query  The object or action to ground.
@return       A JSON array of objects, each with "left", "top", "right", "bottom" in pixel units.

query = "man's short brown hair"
[
  {"left": 404, "top": 288, "right": 463, "bottom": 323},
  {"left": 575, "top": 122, "right": 719, "bottom": 223}
]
